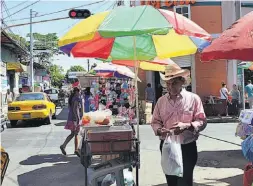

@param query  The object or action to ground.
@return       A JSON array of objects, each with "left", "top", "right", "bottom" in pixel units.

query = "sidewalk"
[{"left": 207, "top": 116, "right": 239, "bottom": 123}]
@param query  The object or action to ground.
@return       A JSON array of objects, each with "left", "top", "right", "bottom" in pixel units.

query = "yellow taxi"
[{"left": 8, "top": 92, "right": 56, "bottom": 127}]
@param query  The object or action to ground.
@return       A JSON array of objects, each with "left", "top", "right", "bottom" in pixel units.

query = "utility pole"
[
  {"left": 235, "top": 0, "right": 244, "bottom": 109},
  {"left": 30, "top": 9, "right": 34, "bottom": 92},
  {"left": 235, "top": 0, "right": 241, "bottom": 20},
  {"left": 87, "top": 59, "right": 90, "bottom": 71}
]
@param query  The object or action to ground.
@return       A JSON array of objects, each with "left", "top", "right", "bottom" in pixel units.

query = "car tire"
[
  {"left": 52, "top": 106, "right": 57, "bottom": 119},
  {"left": 10, "top": 120, "right": 18, "bottom": 127},
  {"left": 52, "top": 111, "right": 56, "bottom": 119},
  {"left": 45, "top": 111, "right": 52, "bottom": 124}
]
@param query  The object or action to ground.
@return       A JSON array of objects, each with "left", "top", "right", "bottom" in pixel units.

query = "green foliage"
[
  {"left": 8, "top": 33, "right": 28, "bottom": 48},
  {"left": 26, "top": 32, "right": 58, "bottom": 50},
  {"left": 49, "top": 65, "right": 64, "bottom": 87},
  {"left": 68, "top": 65, "right": 86, "bottom": 72}
]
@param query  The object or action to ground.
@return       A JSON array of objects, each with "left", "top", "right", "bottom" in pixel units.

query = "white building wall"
[{"left": 221, "top": 1, "right": 238, "bottom": 90}]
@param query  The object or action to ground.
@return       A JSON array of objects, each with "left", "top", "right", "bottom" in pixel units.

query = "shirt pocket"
[{"left": 182, "top": 110, "right": 194, "bottom": 123}]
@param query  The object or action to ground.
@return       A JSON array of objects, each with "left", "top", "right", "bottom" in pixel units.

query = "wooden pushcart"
[{"left": 79, "top": 125, "right": 140, "bottom": 186}]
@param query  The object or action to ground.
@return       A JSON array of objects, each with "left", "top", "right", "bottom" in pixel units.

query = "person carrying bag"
[
  {"left": 151, "top": 64, "right": 207, "bottom": 186},
  {"left": 161, "top": 132, "right": 183, "bottom": 177}
]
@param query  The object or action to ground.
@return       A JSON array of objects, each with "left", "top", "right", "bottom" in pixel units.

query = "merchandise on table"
[
  {"left": 236, "top": 110, "right": 253, "bottom": 139},
  {"left": 80, "top": 109, "right": 112, "bottom": 126},
  {"left": 242, "top": 135, "right": 253, "bottom": 163},
  {"left": 236, "top": 123, "right": 253, "bottom": 139}
]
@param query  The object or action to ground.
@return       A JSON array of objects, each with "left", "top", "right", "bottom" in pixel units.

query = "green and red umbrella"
[{"left": 58, "top": 5, "right": 211, "bottom": 60}]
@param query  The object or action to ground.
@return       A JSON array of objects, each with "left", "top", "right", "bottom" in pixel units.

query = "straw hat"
[{"left": 159, "top": 61, "right": 190, "bottom": 81}]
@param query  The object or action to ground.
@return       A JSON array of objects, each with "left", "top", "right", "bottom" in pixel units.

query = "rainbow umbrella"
[
  {"left": 58, "top": 5, "right": 211, "bottom": 149},
  {"left": 97, "top": 57, "right": 173, "bottom": 72},
  {"left": 58, "top": 6, "right": 211, "bottom": 60},
  {"left": 91, "top": 63, "right": 141, "bottom": 80}
]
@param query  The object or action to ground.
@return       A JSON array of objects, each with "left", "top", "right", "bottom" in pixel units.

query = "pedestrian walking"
[
  {"left": 151, "top": 64, "right": 207, "bottom": 186},
  {"left": 230, "top": 84, "right": 240, "bottom": 117},
  {"left": 245, "top": 80, "right": 253, "bottom": 109},
  {"left": 60, "top": 87, "right": 80, "bottom": 157},
  {"left": 220, "top": 82, "right": 229, "bottom": 116}
]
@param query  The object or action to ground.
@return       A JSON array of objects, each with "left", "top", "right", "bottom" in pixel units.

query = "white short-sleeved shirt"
[{"left": 220, "top": 87, "right": 228, "bottom": 99}]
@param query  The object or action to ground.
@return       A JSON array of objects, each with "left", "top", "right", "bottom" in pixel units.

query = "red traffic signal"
[{"left": 69, "top": 9, "right": 91, "bottom": 19}]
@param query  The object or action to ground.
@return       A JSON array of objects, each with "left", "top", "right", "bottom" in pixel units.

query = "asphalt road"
[{"left": 1, "top": 108, "right": 247, "bottom": 186}]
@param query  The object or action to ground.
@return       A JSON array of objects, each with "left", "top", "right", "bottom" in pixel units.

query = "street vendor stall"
[
  {"left": 59, "top": 5, "right": 211, "bottom": 186},
  {"left": 77, "top": 109, "right": 138, "bottom": 186}
]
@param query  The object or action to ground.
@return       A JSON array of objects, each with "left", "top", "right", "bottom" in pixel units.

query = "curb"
[{"left": 207, "top": 117, "right": 239, "bottom": 123}]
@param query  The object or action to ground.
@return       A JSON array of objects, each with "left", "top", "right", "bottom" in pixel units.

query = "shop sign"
[
  {"left": 68, "top": 71, "right": 87, "bottom": 79},
  {"left": 35, "top": 69, "right": 47, "bottom": 76},
  {"left": 0, "top": 62, "right": 6, "bottom": 76},
  {"left": 1, "top": 76, "right": 8, "bottom": 92},
  {"left": 141, "top": 0, "right": 196, "bottom": 8},
  {"left": 43, "top": 76, "right": 50, "bottom": 81}
]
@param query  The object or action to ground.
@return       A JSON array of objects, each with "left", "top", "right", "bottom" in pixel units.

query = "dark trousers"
[
  {"left": 160, "top": 140, "right": 198, "bottom": 186},
  {"left": 220, "top": 99, "right": 228, "bottom": 116},
  {"left": 231, "top": 99, "right": 239, "bottom": 116}
]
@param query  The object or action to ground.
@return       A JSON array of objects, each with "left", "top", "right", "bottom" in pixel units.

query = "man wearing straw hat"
[{"left": 151, "top": 62, "right": 207, "bottom": 186}]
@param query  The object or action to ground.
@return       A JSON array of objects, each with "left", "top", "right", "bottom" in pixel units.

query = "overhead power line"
[
  {"left": 2, "top": 1, "right": 22, "bottom": 35},
  {"left": 2, "top": 1, "right": 29, "bottom": 13},
  {"left": 4, "top": 0, "right": 105, "bottom": 22},
  {"left": 3, "top": 0, "right": 40, "bottom": 20},
  {"left": 3, "top": 16, "right": 69, "bottom": 29}
]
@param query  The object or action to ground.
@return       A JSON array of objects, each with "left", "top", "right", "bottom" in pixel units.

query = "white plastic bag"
[
  {"left": 101, "top": 174, "right": 116, "bottom": 186},
  {"left": 161, "top": 134, "right": 183, "bottom": 177}
]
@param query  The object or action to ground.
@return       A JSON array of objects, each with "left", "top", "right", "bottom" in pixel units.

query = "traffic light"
[{"left": 69, "top": 9, "right": 91, "bottom": 19}]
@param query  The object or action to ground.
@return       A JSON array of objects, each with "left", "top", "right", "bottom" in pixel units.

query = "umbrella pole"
[
  {"left": 133, "top": 36, "right": 140, "bottom": 186},
  {"left": 242, "top": 68, "right": 245, "bottom": 110},
  {"left": 133, "top": 36, "right": 139, "bottom": 140}
]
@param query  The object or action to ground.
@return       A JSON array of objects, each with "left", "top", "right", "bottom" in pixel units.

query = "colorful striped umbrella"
[
  {"left": 97, "top": 57, "right": 173, "bottom": 72},
  {"left": 58, "top": 5, "right": 211, "bottom": 143},
  {"left": 91, "top": 63, "right": 141, "bottom": 80},
  {"left": 58, "top": 5, "right": 211, "bottom": 60}
]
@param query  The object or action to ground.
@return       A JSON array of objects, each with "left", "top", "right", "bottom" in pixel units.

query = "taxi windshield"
[{"left": 16, "top": 93, "right": 45, "bottom": 101}]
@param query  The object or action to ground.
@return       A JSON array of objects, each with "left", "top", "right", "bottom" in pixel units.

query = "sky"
[{"left": 2, "top": 0, "right": 119, "bottom": 71}]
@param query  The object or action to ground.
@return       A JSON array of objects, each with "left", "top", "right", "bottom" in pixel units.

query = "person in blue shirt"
[{"left": 245, "top": 80, "right": 253, "bottom": 109}]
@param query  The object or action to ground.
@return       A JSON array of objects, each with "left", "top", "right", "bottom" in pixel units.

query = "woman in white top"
[
  {"left": 220, "top": 82, "right": 229, "bottom": 116},
  {"left": 5, "top": 89, "right": 14, "bottom": 104}
]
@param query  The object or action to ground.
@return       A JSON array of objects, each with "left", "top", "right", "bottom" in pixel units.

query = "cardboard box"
[
  {"left": 145, "top": 102, "right": 152, "bottom": 114},
  {"left": 145, "top": 114, "right": 152, "bottom": 124},
  {"left": 87, "top": 127, "right": 133, "bottom": 153}
]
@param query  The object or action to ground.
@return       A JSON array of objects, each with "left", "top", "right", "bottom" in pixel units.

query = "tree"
[
  {"left": 49, "top": 65, "right": 65, "bottom": 87},
  {"left": 8, "top": 33, "right": 28, "bottom": 48},
  {"left": 68, "top": 65, "right": 86, "bottom": 72},
  {"left": 26, "top": 32, "right": 58, "bottom": 50}
]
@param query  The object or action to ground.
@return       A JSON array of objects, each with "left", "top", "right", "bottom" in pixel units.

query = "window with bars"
[{"left": 174, "top": 5, "right": 191, "bottom": 19}]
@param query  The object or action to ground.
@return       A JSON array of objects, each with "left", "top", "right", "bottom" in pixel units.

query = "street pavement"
[{"left": 1, "top": 108, "right": 247, "bottom": 186}]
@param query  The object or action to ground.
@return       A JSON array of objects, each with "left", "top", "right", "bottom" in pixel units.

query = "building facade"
[{"left": 131, "top": 0, "right": 253, "bottom": 99}]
